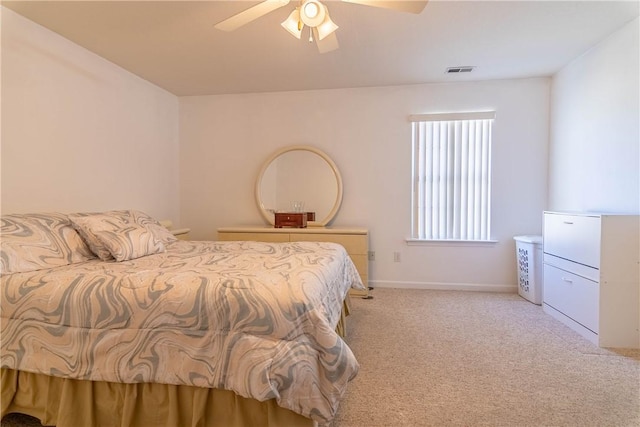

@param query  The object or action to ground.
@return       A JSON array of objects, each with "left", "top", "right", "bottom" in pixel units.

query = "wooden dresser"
[
  {"left": 217, "top": 226, "right": 369, "bottom": 298},
  {"left": 542, "top": 211, "right": 639, "bottom": 348}
]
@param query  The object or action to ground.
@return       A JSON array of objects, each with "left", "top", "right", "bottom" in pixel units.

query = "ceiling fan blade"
[
  {"left": 316, "top": 31, "right": 339, "bottom": 54},
  {"left": 215, "top": 0, "right": 291, "bottom": 32},
  {"left": 341, "top": 0, "right": 428, "bottom": 14}
]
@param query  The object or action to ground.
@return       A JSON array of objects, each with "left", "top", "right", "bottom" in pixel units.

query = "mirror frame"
[{"left": 255, "top": 145, "right": 343, "bottom": 227}]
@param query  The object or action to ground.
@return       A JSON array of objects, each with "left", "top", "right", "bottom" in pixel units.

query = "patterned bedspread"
[{"left": 1, "top": 239, "right": 364, "bottom": 423}]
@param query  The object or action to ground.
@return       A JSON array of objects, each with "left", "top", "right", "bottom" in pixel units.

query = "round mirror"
[{"left": 255, "top": 145, "right": 343, "bottom": 227}]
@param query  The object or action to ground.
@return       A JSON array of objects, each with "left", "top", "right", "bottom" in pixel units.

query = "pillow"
[
  {"left": 69, "top": 214, "right": 165, "bottom": 262},
  {"left": 71, "top": 210, "right": 177, "bottom": 246},
  {"left": 1, "top": 213, "right": 95, "bottom": 275},
  {"left": 68, "top": 214, "right": 116, "bottom": 261},
  {"left": 95, "top": 223, "right": 166, "bottom": 262},
  {"left": 127, "top": 210, "right": 178, "bottom": 244}
]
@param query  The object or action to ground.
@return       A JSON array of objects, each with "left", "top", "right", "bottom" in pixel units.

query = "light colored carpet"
[
  {"left": 3, "top": 288, "right": 639, "bottom": 427},
  {"left": 333, "top": 288, "right": 640, "bottom": 427}
]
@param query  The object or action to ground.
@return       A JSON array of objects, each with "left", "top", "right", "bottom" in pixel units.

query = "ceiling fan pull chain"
[{"left": 309, "top": 27, "right": 314, "bottom": 43}]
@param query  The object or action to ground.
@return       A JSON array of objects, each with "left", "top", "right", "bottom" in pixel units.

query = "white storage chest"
[{"left": 542, "top": 211, "right": 640, "bottom": 348}]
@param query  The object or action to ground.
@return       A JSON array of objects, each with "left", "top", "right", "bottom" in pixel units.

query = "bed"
[{"left": 0, "top": 210, "right": 364, "bottom": 427}]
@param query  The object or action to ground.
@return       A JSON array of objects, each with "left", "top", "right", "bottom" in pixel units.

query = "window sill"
[{"left": 406, "top": 238, "right": 498, "bottom": 247}]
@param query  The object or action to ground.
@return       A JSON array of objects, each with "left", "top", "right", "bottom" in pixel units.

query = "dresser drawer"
[
  {"left": 350, "top": 264, "right": 368, "bottom": 297},
  {"left": 350, "top": 254, "right": 368, "bottom": 278},
  {"left": 290, "top": 233, "right": 368, "bottom": 254},
  {"left": 218, "top": 232, "right": 289, "bottom": 243},
  {"left": 543, "top": 263, "right": 599, "bottom": 333},
  {"left": 544, "top": 213, "right": 601, "bottom": 268}
]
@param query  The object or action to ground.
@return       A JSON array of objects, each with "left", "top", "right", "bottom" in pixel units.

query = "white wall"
[
  {"left": 1, "top": 8, "right": 181, "bottom": 223},
  {"left": 180, "top": 78, "right": 550, "bottom": 290},
  {"left": 1, "top": 7, "right": 553, "bottom": 291},
  {"left": 549, "top": 17, "right": 639, "bottom": 214}
]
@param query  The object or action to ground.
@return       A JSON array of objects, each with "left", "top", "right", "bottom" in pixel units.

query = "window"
[{"left": 409, "top": 111, "right": 495, "bottom": 241}]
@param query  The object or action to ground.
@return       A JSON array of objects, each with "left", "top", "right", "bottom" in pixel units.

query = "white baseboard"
[{"left": 369, "top": 280, "right": 516, "bottom": 293}]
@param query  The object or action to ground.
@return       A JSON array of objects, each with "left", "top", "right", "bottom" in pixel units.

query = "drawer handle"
[
  {"left": 562, "top": 277, "right": 573, "bottom": 283},
  {"left": 563, "top": 221, "right": 574, "bottom": 225}
]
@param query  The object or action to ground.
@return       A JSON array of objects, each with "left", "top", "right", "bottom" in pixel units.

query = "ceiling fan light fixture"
[
  {"left": 300, "top": 0, "right": 326, "bottom": 27},
  {"left": 216, "top": 0, "right": 427, "bottom": 53},
  {"left": 315, "top": 7, "right": 338, "bottom": 40},
  {"left": 281, "top": 8, "right": 303, "bottom": 39}
]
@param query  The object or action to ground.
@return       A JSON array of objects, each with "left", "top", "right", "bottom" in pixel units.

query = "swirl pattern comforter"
[{"left": 1, "top": 239, "right": 364, "bottom": 423}]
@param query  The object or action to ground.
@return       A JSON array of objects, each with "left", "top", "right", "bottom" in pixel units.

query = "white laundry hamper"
[{"left": 513, "top": 235, "right": 543, "bottom": 305}]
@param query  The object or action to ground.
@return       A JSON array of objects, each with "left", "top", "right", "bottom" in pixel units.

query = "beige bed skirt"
[
  {"left": 1, "top": 369, "right": 315, "bottom": 427},
  {"left": 1, "top": 298, "right": 351, "bottom": 426}
]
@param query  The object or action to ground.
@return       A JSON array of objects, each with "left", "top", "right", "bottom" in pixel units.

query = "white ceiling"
[{"left": 3, "top": 0, "right": 639, "bottom": 96}]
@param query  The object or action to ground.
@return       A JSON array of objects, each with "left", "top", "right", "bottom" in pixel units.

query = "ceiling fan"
[{"left": 214, "top": 0, "right": 428, "bottom": 53}]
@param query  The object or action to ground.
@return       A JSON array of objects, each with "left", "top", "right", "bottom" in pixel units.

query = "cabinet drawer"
[
  {"left": 543, "top": 263, "right": 599, "bottom": 333},
  {"left": 350, "top": 254, "right": 368, "bottom": 277},
  {"left": 544, "top": 213, "right": 601, "bottom": 268},
  {"left": 218, "top": 232, "right": 289, "bottom": 243},
  {"left": 290, "top": 233, "right": 368, "bottom": 254}
]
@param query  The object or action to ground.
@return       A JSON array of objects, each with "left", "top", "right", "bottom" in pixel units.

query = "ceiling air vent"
[{"left": 446, "top": 66, "right": 475, "bottom": 74}]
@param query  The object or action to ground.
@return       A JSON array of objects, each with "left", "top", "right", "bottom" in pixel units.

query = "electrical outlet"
[
  {"left": 368, "top": 251, "right": 375, "bottom": 261},
  {"left": 393, "top": 252, "right": 401, "bottom": 262}
]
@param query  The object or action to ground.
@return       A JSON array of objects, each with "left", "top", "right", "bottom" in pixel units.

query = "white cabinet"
[{"left": 542, "top": 212, "right": 639, "bottom": 348}]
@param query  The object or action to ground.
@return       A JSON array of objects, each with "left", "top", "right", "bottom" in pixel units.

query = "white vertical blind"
[{"left": 411, "top": 112, "right": 494, "bottom": 241}]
